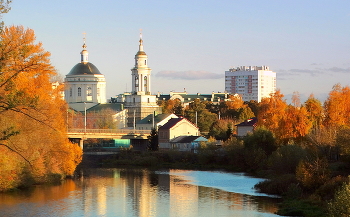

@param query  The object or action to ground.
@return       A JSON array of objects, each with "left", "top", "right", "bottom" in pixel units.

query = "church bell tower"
[{"left": 131, "top": 32, "right": 152, "bottom": 95}]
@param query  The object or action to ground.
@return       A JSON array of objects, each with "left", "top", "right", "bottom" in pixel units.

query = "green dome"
[{"left": 67, "top": 62, "right": 101, "bottom": 75}]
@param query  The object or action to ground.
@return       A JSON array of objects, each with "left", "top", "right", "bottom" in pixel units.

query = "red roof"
[
  {"left": 159, "top": 118, "right": 197, "bottom": 130},
  {"left": 235, "top": 117, "right": 257, "bottom": 127}
]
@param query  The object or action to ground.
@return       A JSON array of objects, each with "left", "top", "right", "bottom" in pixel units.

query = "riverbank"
[{"left": 79, "top": 150, "right": 344, "bottom": 217}]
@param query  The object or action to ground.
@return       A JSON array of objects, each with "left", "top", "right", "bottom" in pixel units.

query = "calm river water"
[{"left": 0, "top": 168, "right": 282, "bottom": 217}]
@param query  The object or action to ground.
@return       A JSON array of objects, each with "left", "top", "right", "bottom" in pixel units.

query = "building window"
[
  {"left": 144, "top": 76, "right": 147, "bottom": 89},
  {"left": 135, "top": 76, "right": 139, "bottom": 88},
  {"left": 97, "top": 88, "right": 100, "bottom": 96},
  {"left": 78, "top": 87, "right": 81, "bottom": 96},
  {"left": 145, "top": 60, "right": 147, "bottom": 65},
  {"left": 69, "top": 88, "right": 72, "bottom": 97},
  {"left": 87, "top": 86, "right": 92, "bottom": 96}
]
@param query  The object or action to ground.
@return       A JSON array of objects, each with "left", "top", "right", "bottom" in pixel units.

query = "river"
[{"left": 0, "top": 168, "right": 282, "bottom": 217}]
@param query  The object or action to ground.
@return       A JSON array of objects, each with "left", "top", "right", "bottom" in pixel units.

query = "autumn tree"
[
  {"left": 159, "top": 98, "right": 184, "bottom": 116},
  {"left": 278, "top": 105, "right": 312, "bottom": 142},
  {"left": 0, "top": 0, "right": 11, "bottom": 30},
  {"left": 243, "top": 126, "right": 277, "bottom": 156},
  {"left": 219, "top": 94, "right": 246, "bottom": 119},
  {"left": 324, "top": 84, "right": 350, "bottom": 128},
  {"left": 0, "top": 26, "right": 82, "bottom": 190},
  {"left": 208, "top": 118, "right": 236, "bottom": 140},
  {"left": 246, "top": 100, "right": 259, "bottom": 116},
  {"left": 257, "top": 90, "right": 287, "bottom": 141},
  {"left": 184, "top": 99, "right": 217, "bottom": 132},
  {"left": 296, "top": 157, "right": 331, "bottom": 190},
  {"left": 328, "top": 180, "right": 350, "bottom": 217},
  {"left": 304, "top": 94, "right": 324, "bottom": 129}
]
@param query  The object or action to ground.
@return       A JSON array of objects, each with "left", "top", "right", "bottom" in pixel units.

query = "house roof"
[
  {"left": 137, "top": 113, "right": 176, "bottom": 125},
  {"left": 170, "top": 136, "right": 208, "bottom": 143},
  {"left": 235, "top": 117, "right": 257, "bottom": 127},
  {"left": 159, "top": 118, "right": 184, "bottom": 130},
  {"left": 158, "top": 117, "right": 197, "bottom": 130}
]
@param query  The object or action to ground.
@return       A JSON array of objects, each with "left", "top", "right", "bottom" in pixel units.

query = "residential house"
[
  {"left": 158, "top": 118, "right": 199, "bottom": 150},
  {"left": 235, "top": 117, "right": 257, "bottom": 137},
  {"left": 170, "top": 136, "right": 208, "bottom": 152},
  {"left": 136, "top": 113, "right": 178, "bottom": 131}
]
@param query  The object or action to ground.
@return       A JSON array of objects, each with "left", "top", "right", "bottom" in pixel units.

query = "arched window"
[
  {"left": 144, "top": 60, "right": 147, "bottom": 65},
  {"left": 144, "top": 76, "right": 147, "bottom": 89},
  {"left": 78, "top": 87, "right": 81, "bottom": 96},
  {"left": 135, "top": 76, "right": 139, "bottom": 92},
  {"left": 87, "top": 86, "right": 92, "bottom": 96}
]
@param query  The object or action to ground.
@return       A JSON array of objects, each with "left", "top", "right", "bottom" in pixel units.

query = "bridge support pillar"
[{"left": 79, "top": 139, "right": 84, "bottom": 150}]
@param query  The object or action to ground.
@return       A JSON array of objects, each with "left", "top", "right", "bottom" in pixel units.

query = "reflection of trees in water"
[
  {"left": 0, "top": 168, "right": 281, "bottom": 217},
  {"left": 197, "top": 186, "right": 280, "bottom": 214}
]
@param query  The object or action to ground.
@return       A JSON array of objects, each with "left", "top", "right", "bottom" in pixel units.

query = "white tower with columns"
[
  {"left": 131, "top": 32, "right": 152, "bottom": 94},
  {"left": 125, "top": 32, "right": 161, "bottom": 127}
]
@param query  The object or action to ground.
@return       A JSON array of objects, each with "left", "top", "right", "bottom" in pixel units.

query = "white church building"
[{"left": 64, "top": 40, "right": 107, "bottom": 111}]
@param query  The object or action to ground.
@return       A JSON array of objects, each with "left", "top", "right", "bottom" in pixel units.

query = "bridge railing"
[{"left": 68, "top": 128, "right": 151, "bottom": 135}]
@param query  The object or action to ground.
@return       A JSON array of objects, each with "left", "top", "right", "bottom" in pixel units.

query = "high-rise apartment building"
[{"left": 225, "top": 66, "right": 276, "bottom": 102}]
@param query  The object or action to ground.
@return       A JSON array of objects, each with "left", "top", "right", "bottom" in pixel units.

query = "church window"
[
  {"left": 87, "top": 86, "right": 92, "bottom": 96},
  {"left": 135, "top": 76, "right": 139, "bottom": 87},
  {"left": 147, "top": 98, "right": 150, "bottom": 103},
  {"left": 78, "top": 87, "right": 81, "bottom": 96},
  {"left": 69, "top": 88, "right": 72, "bottom": 97},
  {"left": 144, "top": 76, "right": 147, "bottom": 89},
  {"left": 145, "top": 60, "right": 147, "bottom": 65}
]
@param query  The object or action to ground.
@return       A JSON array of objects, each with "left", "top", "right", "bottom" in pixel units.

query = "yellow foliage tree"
[
  {"left": 257, "top": 90, "right": 287, "bottom": 141},
  {"left": 324, "top": 84, "right": 350, "bottom": 127},
  {"left": 0, "top": 26, "right": 82, "bottom": 191}
]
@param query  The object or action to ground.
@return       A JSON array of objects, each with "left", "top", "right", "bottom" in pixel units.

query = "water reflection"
[{"left": 0, "top": 168, "right": 281, "bottom": 217}]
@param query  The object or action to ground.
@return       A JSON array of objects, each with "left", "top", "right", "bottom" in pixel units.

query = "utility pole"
[{"left": 84, "top": 102, "right": 87, "bottom": 133}]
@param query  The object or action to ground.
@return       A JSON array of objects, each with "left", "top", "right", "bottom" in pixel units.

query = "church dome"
[
  {"left": 67, "top": 62, "right": 102, "bottom": 75},
  {"left": 136, "top": 50, "right": 147, "bottom": 56}
]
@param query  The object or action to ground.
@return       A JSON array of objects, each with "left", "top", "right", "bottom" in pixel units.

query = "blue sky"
[{"left": 3, "top": 0, "right": 350, "bottom": 103}]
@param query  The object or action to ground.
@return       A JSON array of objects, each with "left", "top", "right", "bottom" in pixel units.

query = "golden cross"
[{"left": 83, "top": 32, "right": 86, "bottom": 43}]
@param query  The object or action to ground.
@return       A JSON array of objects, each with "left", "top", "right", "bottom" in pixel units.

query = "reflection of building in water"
[
  {"left": 81, "top": 169, "right": 128, "bottom": 216},
  {"left": 169, "top": 170, "right": 199, "bottom": 216}
]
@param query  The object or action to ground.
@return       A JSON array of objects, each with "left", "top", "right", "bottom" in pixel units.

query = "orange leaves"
[
  {"left": 0, "top": 26, "right": 55, "bottom": 103},
  {"left": 258, "top": 90, "right": 287, "bottom": 135},
  {"left": 0, "top": 25, "right": 82, "bottom": 190},
  {"left": 258, "top": 90, "right": 312, "bottom": 142},
  {"left": 324, "top": 84, "right": 350, "bottom": 127}
]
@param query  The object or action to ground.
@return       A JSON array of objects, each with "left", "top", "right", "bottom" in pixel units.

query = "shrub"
[
  {"left": 255, "top": 174, "right": 298, "bottom": 196},
  {"left": 268, "top": 145, "right": 307, "bottom": 174},
  {"left": 328, "top": 179, "right": 350, "bottom": 217},
  {"left": 296, "top": 157, "right": 331, "bottom": 191}
]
